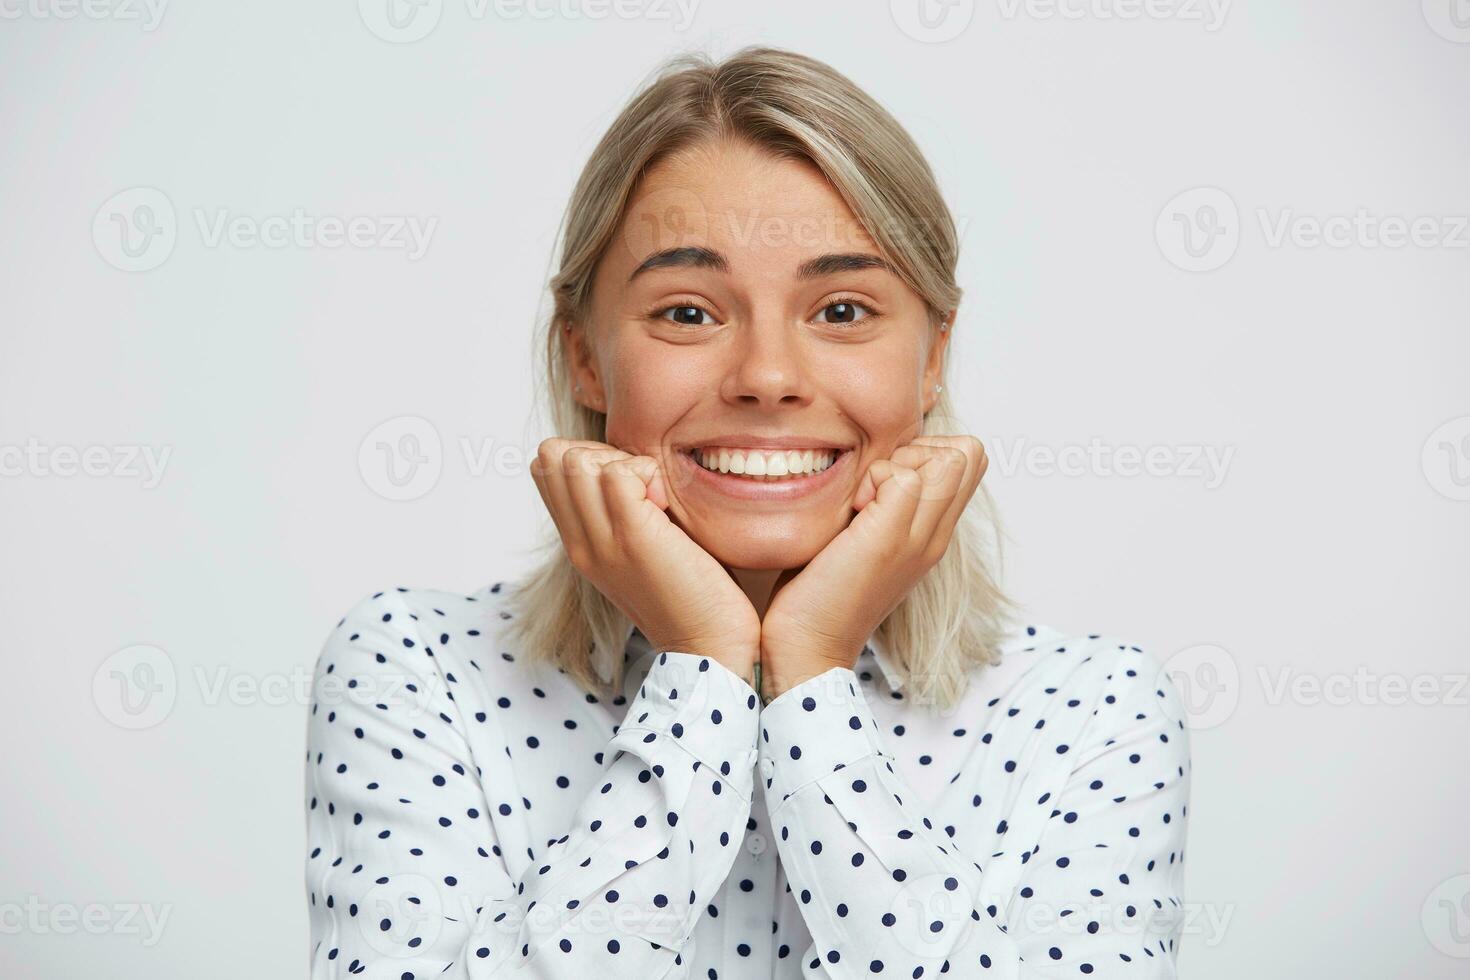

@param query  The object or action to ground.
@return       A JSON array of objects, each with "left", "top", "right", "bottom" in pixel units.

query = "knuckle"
[{"left": 561, "top": 447, "right": 590, "bottom": 476}]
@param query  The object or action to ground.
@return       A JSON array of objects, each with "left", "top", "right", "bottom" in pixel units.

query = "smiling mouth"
[{"left": 681, "top": 446, "right": 848, "bottom": 481}]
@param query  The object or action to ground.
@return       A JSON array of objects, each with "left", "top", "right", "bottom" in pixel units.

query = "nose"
[{"left": 719, "top": 310, "right": 813, "bottom": 409}]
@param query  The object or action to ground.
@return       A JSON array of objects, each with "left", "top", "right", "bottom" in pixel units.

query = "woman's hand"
[
  {"left": 758, "top": 435, "right": 989, "bottom": 701},
  {"left": 530, "top": 438, "right": 761, "bottom": 679}
]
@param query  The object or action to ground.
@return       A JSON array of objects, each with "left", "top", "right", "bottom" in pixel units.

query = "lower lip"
[{"left": 676, "top": 449, "right": 852, "bottom": 501}]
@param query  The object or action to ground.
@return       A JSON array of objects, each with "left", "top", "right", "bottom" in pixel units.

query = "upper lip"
[{"left": 679, "top": 435, "right": 852, "bottom": 451}]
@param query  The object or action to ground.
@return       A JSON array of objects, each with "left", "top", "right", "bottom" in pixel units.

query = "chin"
[{"left": 688, "top": 522, "right": 833, "bottom": 571}]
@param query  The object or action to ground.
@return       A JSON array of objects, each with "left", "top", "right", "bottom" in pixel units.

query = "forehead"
[{"left": 614, "top": 138, "right": 882, "bottom": 270}]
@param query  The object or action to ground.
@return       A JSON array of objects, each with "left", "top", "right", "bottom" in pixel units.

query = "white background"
[{"left": 2, "top": 1, "right": 1468, "bottom": 976}]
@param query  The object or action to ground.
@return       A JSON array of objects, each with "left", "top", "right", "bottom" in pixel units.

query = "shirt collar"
[
  {"left": 609, "top": 622, "right": 906, "bottom": 692},
  {"left": 596, "top": 622, "right": 648, "bottom": 686},
  {"left": 864, "top": 630, "right": 906, "bottom": 692}
]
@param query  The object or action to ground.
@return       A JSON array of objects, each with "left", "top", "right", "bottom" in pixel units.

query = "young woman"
[{"left": 305, "top": 46, "right": 1190, "bottom": 979}]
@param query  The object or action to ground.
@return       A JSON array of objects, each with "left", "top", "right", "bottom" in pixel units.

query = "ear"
[
  {"left": 560, "top": 318, "right": 606, "bottom": 412},
  {"left": 921, "top": 309, "right": 955, "bottom": 415}
]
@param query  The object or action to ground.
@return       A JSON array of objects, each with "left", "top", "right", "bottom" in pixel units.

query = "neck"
[{"left": 730, "top": 567, "right": 782, "bottom": 619}]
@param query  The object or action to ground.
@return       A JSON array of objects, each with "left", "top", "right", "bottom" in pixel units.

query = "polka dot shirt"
[{"left": 306, "top": 582, "right": 1190, "bottom": 978}]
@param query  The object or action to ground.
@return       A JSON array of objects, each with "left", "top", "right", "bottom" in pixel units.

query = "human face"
[{"left": 566, "top": 137, "right": 952, "bottom": 571}]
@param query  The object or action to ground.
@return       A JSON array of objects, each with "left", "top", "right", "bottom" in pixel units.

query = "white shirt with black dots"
[{"left": 305, "top": 582, "right": 1190, "bottom": 978}]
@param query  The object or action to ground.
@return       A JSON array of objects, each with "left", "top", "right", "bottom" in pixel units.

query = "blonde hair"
[{"left": 506, "top": 45, "right": 1018, "bottom": 711}]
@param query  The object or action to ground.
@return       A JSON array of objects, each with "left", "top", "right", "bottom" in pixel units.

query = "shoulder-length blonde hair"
[{"left": 505, "top": 45, "right": 1017, "bottom": 711}]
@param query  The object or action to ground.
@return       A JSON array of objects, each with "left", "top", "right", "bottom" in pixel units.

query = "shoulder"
[
  {"left": 980, "top": 620, "right": 1190, "bottom": 757},
  {"left": 312, "top": 580, "right": 521, "bottom": 683},
  {"left": 306, "top": 580, "right": 546, "bottom": 746},
  {"left": 993, "top": 622, "right": 1175, "bottom": 702}
]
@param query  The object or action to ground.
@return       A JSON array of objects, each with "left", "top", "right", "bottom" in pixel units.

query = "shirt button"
[
  {"left": 759, "top": 758, "right": 775, "bottom": 779},
  {"left": 746, "top": 832, "right": 767, "bottom": 855}
]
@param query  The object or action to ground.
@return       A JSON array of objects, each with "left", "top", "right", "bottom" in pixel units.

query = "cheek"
[
  {"left": 603, "top": 346, "right": 705, "bottom": 453},
  {"left": 829, "top": 351, "right": 924, "bottom": 448}
]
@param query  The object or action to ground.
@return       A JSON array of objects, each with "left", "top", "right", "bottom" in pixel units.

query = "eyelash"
[{"left": 649, "top": 296, "right": 881, "bottom": 328}]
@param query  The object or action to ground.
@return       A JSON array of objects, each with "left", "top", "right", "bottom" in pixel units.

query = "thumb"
[
  {"left": 622, "top": 455, "right": 669, "bottom": 510},
  {"left": 853, "top": 458, "right": 894, "bottom": 511}
]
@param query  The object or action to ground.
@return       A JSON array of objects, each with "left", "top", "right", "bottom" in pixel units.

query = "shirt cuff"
[
  {"left": 614, "top": 650, "right": 761, "bottom": 801},
  {"left": 756, "top": 665, "right": 889, "bottom": 809}
]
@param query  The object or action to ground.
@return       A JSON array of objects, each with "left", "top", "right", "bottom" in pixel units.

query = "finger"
[
  {"left": 892, "top": 439, "right": 972, "bottom": 497},
  {"left": 532, "top": 438, "right": 593, "bottom": 555},
  {"left": 858, "top": 441, "right": 965, "bottom": 510},
  {"left": 561, "top": 445, "right": 632, "bottom": 556},
  {"left": 906, "top": 437, "right": 988, "bottom": 547},
  {"left": 530, "top": 438, "right": 616, "bottom": 480},
  {"left": 601, "top": 456, "right": 669, "bottom": 535},
  {"left": 858, "top": 459, "right": 925, "bottom": 529},
  {"left": 908, "top": 448, "right": 969, "bottom": 544}
]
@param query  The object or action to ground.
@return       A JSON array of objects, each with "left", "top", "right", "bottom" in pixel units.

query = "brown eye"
[
  {"left": 816, "top": 300, "right": 873, "bottom": 325},
  {"left": 658, "top": 305, "right": 713, "bottom": 327}
]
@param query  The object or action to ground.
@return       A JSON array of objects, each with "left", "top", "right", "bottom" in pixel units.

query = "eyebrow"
[{"left": 627, "top": 246, "right": 895, "bottom": 283}]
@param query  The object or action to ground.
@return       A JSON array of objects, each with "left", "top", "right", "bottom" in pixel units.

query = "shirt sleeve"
[
  {"left": 1000, "top": 654, "right": 1192, "bottom": 976},
  {"left": 756, "top": 657, "right": 1190, "bottom": 979},
  {"left": 305, "top": 590, "right": 760, "bottom": 979}
]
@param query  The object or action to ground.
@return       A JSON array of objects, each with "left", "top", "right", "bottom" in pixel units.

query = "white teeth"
[{"left": 693, "top": 447, "right": 839, "bottom": 480}]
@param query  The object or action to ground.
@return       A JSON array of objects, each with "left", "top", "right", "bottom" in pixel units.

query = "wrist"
[
  {"left": 706, "top": 648, "right": 759, "bottom": 684},
  {"left": 654, "top": 641, "right": 758, "bottom": 688},
  {"left": 759, "top": 635, "right": 860, "bottom": 703},
  {"left": 759, "top": 657, "right": 848, "bottom": 703}
]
